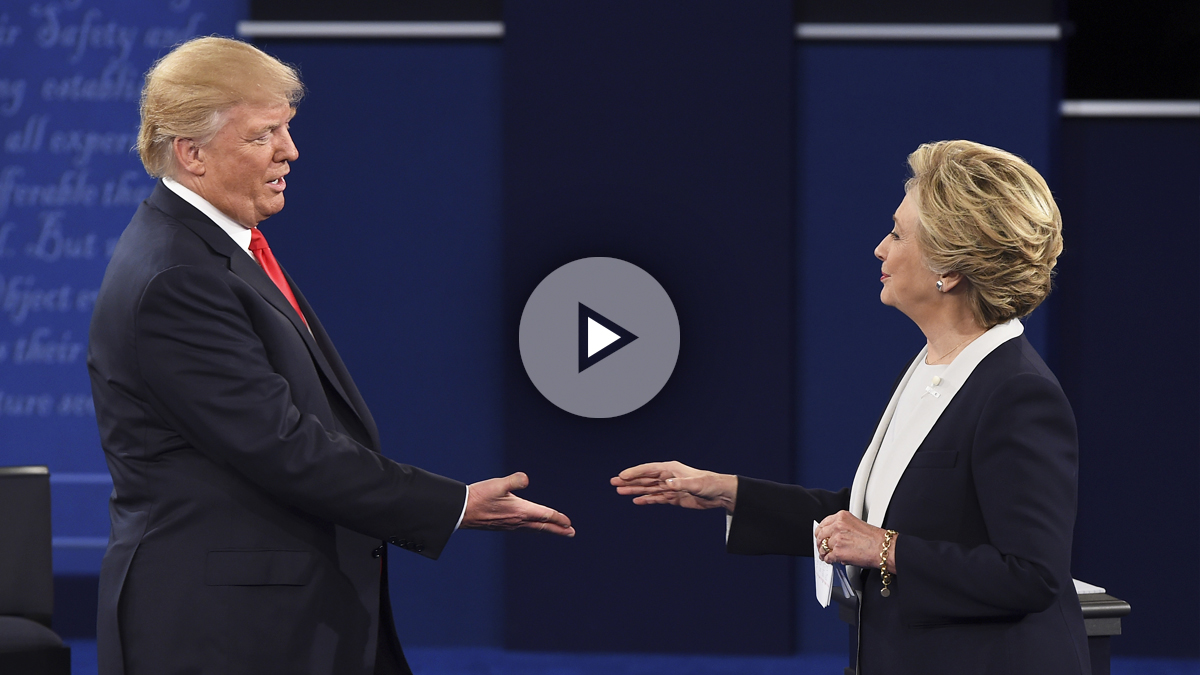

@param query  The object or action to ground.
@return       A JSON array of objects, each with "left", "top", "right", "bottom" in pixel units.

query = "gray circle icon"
[{"left": 519, "top": 257, "right": 680, "bottom": 418}]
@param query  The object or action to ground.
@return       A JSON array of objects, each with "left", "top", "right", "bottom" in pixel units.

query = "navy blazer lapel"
[
  {"left": 857, "top": 320, "right": 1025, "bottom": 529},
  {"left": 225, "top": 254, "right": 357, "bottom": 412},
  {"left": 287, "top": 275, "right": 382, "bottom": 451},
  {"left": 147, "top": 183, "right": 363, "bottom": 429}
]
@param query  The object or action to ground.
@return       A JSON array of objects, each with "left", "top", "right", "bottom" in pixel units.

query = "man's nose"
[{"left": 278, "top": 131, "right": 298, "bottom": 162}]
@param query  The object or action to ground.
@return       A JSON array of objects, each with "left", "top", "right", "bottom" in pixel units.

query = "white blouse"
[{"left": 863, "top": 359, "right": 949, "bottom": 523}]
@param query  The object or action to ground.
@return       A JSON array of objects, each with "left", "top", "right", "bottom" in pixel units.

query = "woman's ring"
[{"left": 821, "top": 537, "right": 831, "bottom": 554}]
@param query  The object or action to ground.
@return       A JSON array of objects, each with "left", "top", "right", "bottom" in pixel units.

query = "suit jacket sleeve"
[
  {"left": 726, "top": 477, "right": 850, "bottom": 556},
  {"left": 893, "top": 371, "right": 1079, "bottom": 621},
  {"left": 134, "top": 262, "right": 464, "bottom": 557}
]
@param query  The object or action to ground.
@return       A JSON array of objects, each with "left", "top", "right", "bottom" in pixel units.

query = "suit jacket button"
[
  {"left": 414, "top": 544, "right": 425, "bottom": 553},
  {"left": 371, "top": 545, "right": 384, "bottom": 559},
  {"left": 388, "top": 537, "right": 400, "bottom": 545}
]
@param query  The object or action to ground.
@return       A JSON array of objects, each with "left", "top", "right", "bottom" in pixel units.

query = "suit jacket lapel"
[
  {"left": 148, "top": 183, "right": 366, "bottom": 436},
  {"left": 849, "top": 354, "right": 923, "bottom": 521},
  {"left": 287, "top": 273, "right": 382, "bottom": 451},
  {"left": 844, "top": 355, "right": 920, "bottom": 590},
  {"left": 225, "top": 253, "right": 360, "bottom": 417},
  {"left": 860, "top": 319, "right": 1025, "bottom": 528}
]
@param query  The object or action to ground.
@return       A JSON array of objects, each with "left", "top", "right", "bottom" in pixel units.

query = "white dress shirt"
[{"left": 162, "top": 177, "right": 255, "bottom": 259}]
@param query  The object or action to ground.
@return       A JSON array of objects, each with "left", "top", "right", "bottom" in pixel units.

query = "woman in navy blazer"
[{"left": 613, "top": 141, "right": 1089, "bottom": 674}]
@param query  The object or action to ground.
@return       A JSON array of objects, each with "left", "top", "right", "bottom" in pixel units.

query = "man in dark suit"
[{"left": 88, "top": 37, "right": 573, "bottom": 675}]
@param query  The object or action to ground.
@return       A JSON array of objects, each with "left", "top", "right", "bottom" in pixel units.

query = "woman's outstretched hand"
[{"left": 611, "top": 461, "right": 738, "bottom": 512}]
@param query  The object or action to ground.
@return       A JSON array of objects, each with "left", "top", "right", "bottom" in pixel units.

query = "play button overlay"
[
  {"left": 519, "top": 257, "right": 679, "bottom": 418},
  {"left": 579, "top": 303, "right": 638, "bottom": 372}
]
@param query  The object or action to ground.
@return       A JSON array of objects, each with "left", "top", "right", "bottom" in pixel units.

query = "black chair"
[{"left": 0, "top": 466, "right": 71, "bottom": 674}]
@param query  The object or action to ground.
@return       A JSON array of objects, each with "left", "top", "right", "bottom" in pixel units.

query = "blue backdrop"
[
  {"left": 0, "top": 0, "right": 241, "bottom": 575},
  {"left": 499, "top": 0, "right": 796, "bottom": 654}
]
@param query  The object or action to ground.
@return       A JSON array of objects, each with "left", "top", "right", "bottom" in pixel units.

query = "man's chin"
[{"left": 258, "top": 199, "right": 286, "bottom": 222}]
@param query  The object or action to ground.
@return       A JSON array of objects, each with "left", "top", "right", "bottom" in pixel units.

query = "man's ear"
[
  {"left": 172, "top": 137, "right": 205, "bottom": 178},
  {"left": 938, "top": 271, "right": 965, "bottom": 293}
]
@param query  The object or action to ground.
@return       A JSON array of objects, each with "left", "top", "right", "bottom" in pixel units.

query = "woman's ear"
[{"left": 938, "top": 271, "right": 964, "bottom": 293}]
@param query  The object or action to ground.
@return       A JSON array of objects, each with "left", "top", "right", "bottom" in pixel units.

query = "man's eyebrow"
[{"left": 247, "top": 122, "right": 280, "bottom": 136}]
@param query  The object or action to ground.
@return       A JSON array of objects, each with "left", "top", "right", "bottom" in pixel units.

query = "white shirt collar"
[{"left": 162, "top": 176, "right": 254, "bottom": 259}]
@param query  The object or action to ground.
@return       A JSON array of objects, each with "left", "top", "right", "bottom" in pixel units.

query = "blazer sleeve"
[
  {"left": 133, "top": 263, "right": 465, "bottom": 558},
  {"left": 727, "top": 477, "right": 850, "bottom": 556},
  {"left": 894, "top": 372, "right": 1079, "bottom": 621}
]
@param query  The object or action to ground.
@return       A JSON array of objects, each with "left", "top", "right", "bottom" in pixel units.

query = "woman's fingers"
[
  {"left": 632, "top": 491, "right": 686, "bottom": 506},
  {"left": 613, "top": 460, "right": 700, "bottom": 484},
  {"left": 614, "top": 484, "right": 673, "bottom": 496},
  {"left": 610, "top": 474, "right": 656, "bottom": 486},
  {"left": 613, "top": 462, "right": 735, "bottom": 511},
  {"left": 615, "top": 462, "right": 675, "bottom": 482},
  {"left": 813, "top": 510, "right": 888, "bottom": 568}
]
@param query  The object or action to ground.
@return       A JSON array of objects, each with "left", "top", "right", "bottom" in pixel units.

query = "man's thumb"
[{"left": 506, "top": 471, "right": 530, "bottom": 492}]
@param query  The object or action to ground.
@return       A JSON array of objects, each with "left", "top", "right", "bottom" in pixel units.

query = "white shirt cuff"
[{"left": 454, "top": 484, "right": 469, "bottom": 531}]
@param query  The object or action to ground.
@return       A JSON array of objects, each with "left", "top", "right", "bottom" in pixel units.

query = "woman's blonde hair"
[
  {"left": 906, "top": 140, "right": 1062, "bottom": 329},
  {"left": 137, "top": 36, "right": 304, "bottom": 178}
]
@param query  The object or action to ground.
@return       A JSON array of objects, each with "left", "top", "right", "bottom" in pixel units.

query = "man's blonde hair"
[
  {"left": 137, "top": 36, "right": 304, "bottom": 178},
  {"left": 906, "top": 140, "right": 1063, "bottom": 328}
]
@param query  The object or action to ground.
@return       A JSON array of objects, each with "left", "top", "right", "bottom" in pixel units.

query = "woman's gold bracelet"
[{"left": 879, "top": 529, "right": 897, "bottom": 597}]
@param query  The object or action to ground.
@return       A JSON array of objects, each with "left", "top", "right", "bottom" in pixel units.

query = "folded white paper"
[
  {"left": 813, "top": 520, "right": 832, "bottom": 608},
  {"left": 835, "top": 564, "right": 855, "bottom": 599}
]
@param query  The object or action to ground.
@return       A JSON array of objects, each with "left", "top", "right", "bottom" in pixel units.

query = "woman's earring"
[{"left": 936, "top": 280, "right": 944, "bottom": 292}]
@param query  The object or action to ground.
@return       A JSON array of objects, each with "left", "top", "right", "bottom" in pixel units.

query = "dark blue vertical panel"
[
  {"left": 503, "top": 1, "right": 795, "bottom": 654},
  {"left": 1058, "top": 118, "right": 1200, "bottom": 658},
  {"left": 794, "top": 42, "right": 1057, "bottom": 652},
  {"left": 258, "top": 40, "right": 505, "bottom": 647}
]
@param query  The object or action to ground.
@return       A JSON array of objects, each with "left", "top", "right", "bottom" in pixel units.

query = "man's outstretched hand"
[{"left": 461, "top": 472, "right": 575, "bottom": 537}]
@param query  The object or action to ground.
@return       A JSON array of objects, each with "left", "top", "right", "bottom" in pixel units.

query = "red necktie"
[{"left": 249, "top": 228, "right": 308, "bottom": 327}]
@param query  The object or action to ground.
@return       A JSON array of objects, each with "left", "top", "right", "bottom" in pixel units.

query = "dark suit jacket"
[
  {"left": 87, "top": 182, "right": 466, "bottom": 675},
  {"left": 727, "top": 334, "right": 1090, "bottom": 675}
]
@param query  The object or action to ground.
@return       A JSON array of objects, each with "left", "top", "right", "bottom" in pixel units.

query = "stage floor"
[{"left": 66, "top": 641, "right": 1200, "bottom": 674}]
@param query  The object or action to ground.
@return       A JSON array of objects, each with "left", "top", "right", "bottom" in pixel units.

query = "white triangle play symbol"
[{"left": 587, "top": 317, "right": 621, "bottom": 357}]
